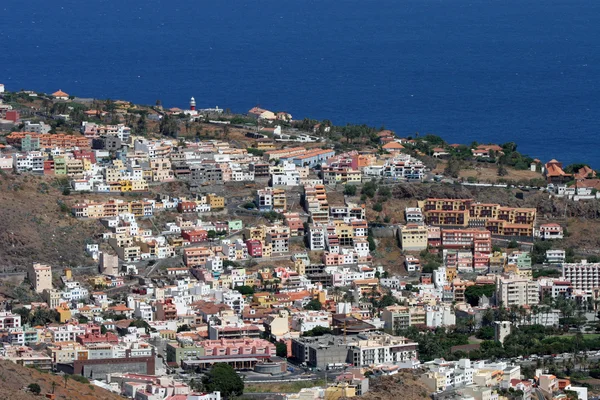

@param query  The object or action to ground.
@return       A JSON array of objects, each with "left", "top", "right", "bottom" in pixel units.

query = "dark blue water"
[{"left": 2, "top": 0, "right": 600, "bottom": 166}]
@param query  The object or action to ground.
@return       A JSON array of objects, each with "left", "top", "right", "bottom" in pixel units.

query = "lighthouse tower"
[{"left": 190, "top": 97, "right": 196, "bottom": 111}]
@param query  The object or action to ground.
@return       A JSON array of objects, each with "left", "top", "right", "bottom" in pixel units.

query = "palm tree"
[
  {"left": 63, "top": 374, "right": 69, "bottom": 388},
  {"left": 51, "top": 381, "right": 57, "bottom": 394}
]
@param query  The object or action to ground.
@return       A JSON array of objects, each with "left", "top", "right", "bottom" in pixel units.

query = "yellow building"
[
  {"left": 49, "top": 343, "right": 89, "bottom": 364},
  {"left": 56, "top": 303, "right": 72, "bottom": 323},
  {"left": 324, "top": 383, "right": 356, "bottom": 400},
  {"left": 131, "top": 179, "right": 149, "bottom": 191},
  {"left": 207, "top": 193, "right": 225, "bottom": 209},
  {"left": 399, "top": 224, "right": 428, "bottom": 251}
]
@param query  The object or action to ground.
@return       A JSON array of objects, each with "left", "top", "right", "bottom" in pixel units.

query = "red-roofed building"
[
  {"left": 182, "top": 230, "right": 208, "bottom": 243},
  {"left": 52, "top": 89, "right": 69, "bottom": 100},
  {"left": 73, "top": 149, "right": 96, "bottom": 164},
  {"left": 544, "top": 159, "right": 572, "bottom": 184},
  {"left": 76, "top": 332, "right": 119, "bottom": 345}
]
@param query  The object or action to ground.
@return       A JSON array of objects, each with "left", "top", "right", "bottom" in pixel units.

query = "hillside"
[
  {"left": 343, "top": 370, "right": 431, "bottom": 400},
  {"left": 0, "top": 173, "right": 104, "bottom": 270},
  {"left": 0, "top": 360, "right": 122, "bottom": 400}
]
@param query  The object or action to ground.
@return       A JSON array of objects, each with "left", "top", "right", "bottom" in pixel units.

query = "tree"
[
  {"left": 304, "top": 299, "right": 322, "bottom": 311},
  {"left": 372, "top": 202, "right": 383, "bottom": 212},
  {"left": 243, "top": 202, "right": 256, "bottom": 209},
  {"left": 367, "top": 235, "right": 377, "bottom": 252},
  {"left": 444, "top": 158, "right": 462, "bottom": 178},
  {"left": 275, "top": 342, "right": 287, "bottom": 357},
  {"left": 13, "top": 307, "right": 31, "bottom": 325},
  {"left": 302, "top": 326, "right": 333, "bottom": 337},
  {"left": 159, "top": 113, "right": 179, "bottom": 137},
  {"left": 361, "top": 180, "right": 378, "bottom": 198},
  {"left": 177, "top": 324, "right": 191, "bottom": 333},
  {"left": 497, "top": 165, "right": 508, "bottom": 177},
  {"left": 235, "top": 285, "right": 254, "bottom": 296},
  {"left": 507, "top": 239, "right": 519, "bottom": 249},
  {"left": 202, "top": 363, "right": 244, "bottom": 398},
  {"left": 135, "top": 112, "right": 147, "bottom": 136},
  {"left": 207, "top": 230, "right": 217, "bottom": 240},
  {"left": 28, "top": 383, "right": 41, "bottom": 395},
  {"left": 344, "top": 184, "right": 357, "bottom": 196},
  {"left": 464, "top": 284, "right": 496, "bottom": 307}
]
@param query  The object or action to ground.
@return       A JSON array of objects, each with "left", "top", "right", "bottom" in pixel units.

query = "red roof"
[{"left": 52, "top": 89, "right": 69, "bottom": 97}]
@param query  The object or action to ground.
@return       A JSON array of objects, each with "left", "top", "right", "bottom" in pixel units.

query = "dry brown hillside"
[
  {"left": 0, "top": 173, "right": 104, "bottom": 270},
  {"left": 0, "top": 360, "right": 123, "bottom": 400},
  {"left": 343, "top": 370, "right": 431, "bottom": 400}
]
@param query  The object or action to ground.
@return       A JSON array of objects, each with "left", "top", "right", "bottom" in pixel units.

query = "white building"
[
  {"left": 496, "top": 276, "right": 539, "bottom": 306},
  {"left": 348, "top": 333, "right": 418, "bottom": 367},
  {"left": 563, "top": 262, "right": 600, "bottom": 292},
  {"left": 405, "top": 207, "right": 424, "bottom": 224},
  {"left": 308, "top": 226, "right": 327, "bottom": 250},
  {"left": 546, "top": 249, "right": 566, "bottom": 264},
  {"left": 425, "top": 306, "right": 456, "bottom": 328},
  {"left": 291, "top": 311, "right": 331, "bottom": 333},
  {"left": 539, "top": 223, "right": 564, "bottom": 240}
]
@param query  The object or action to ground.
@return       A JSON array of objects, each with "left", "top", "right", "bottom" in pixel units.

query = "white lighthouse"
[{"left": 190, "top": 97, "right": 196, "bottom": 111}]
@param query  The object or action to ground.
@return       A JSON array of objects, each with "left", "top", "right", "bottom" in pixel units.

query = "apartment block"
[
  {"left": 563, "top": 262, "right": 600, "bottom": 292},
  {"left": 348, "top": 333, "right": 418, "bottom": 367},
  {"left": 399, "top": 224, "right": 428, "bottom": 251},
  {"left": 27, "top": 263, "right": 52, "bottom": 293},
  {"left": 496, "top": 276, "right": 539, "bottom": 306},
  {"left": 441, "top": 229, "right": 492, "bottom": 253}
]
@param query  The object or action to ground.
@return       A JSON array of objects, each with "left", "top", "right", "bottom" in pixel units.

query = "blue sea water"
[{"left": 1, "top": 0, "right": 599, "bottom": 166}]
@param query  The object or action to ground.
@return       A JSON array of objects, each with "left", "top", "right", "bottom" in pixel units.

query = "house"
[
  {"left": 538, "top": 223, "right": 564, "bottom": 240},
  {"left": 248, "top": 107, "right": 276, "bottom": 121},
  {"left": 52, "top": 89, "right": 69, "bottom": 100},
  {"left": 382, "top": 142, "right": 404, "bottom": 152},
  {"left": 544, "top": 159, "right": 572, "bottom": 184},
  {"left": 432, "top": 148, "right": 450, "bottom": 158},
  {"left": 573, "top": 165, "right": 596, "bottom": 181}
]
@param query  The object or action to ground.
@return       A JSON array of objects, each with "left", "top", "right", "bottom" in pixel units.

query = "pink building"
[{"left": 181, "top": 338, "right": 276, "bottom": 370}]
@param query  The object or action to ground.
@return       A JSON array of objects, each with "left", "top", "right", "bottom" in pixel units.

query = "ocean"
[{"left": 1, "top": 0, "right": 599, "bottom": 166}]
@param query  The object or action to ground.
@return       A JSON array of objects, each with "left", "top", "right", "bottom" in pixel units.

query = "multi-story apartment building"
[
  {"left": 320, "top": 166, "right": 362, "bottom": 185},
  {"left": 348, "top": 333, "right": 418, "bottom": 367},
  {"left": 399, "top": 224, "right": 428, "bottom": 251},
  {"left": 6, "top": 132, "right": 91, "bottom": 150},
  {"left": 546, "top": 249, "right": 566, "bottom": 264},
  {"left": 405, "top": 207, "right": 424, "bottom": 223},
  {"left": 0, "top": 312, "right": 21, "bottom": 329},
  {"left": 81, "top": 122, "right": 131, "bottom": 141},
  {"left": 496, "top": 276, "right": 539, "bottom": 306},
  {"left": 71, "top": 199, "right": 153, "bottom": 218},
  {"left": 563, "top": 262, "right": 600, "bottom": 292},
  {"left": 308, "top": 225, "right": 327, "bottom": 250},
  {"left": 441, "top": 229, "right": 492, "bottom": 253},
  {"left": 183, "top": 247, "right": 215, "bottom": 268},
  {"left": 27, "top": 263, "right": 52, "bottom": 293},
  {"left": 155, "top": 298, "right": 178, "bottom": 320},
  {"left": 419, "top": 198, "right": 536, "bottom": 237},
  {"left": 167, "top": 338, "right": 276, "bottom": 368},
  {"left": 256, "top": 187, "right": 286, "bottom": 212},
  {"left": 190, "top": 164, "right": 223, "bottom": 188}
]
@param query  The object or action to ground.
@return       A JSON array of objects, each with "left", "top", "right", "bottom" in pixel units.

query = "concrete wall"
[{"left": 73, "top": 355, "right": 156, "bottom": 379}]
